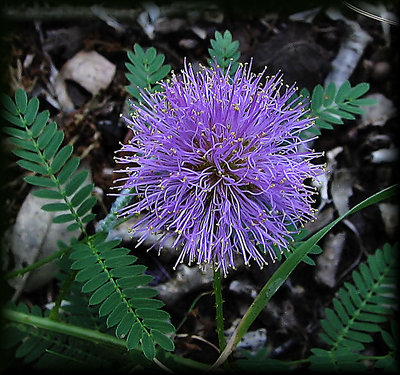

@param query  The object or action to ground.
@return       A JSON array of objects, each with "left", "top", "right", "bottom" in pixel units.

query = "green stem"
[
  {"left": 49, "top": 270, "right": 77, "bottom": 321},
  {"left": 3, "top": 308, "right": 124, "bottom": 347},
  {"left": 3, "top": 247, "right": 69, "bottom": 280},
  {"left": 96, "top": 188, "right": 134, "bottom": 232},
  {"left": 213, "top": 267, "right": 226, "bottom": 352},
  {"left": 3, "top": 308, "right": 210, "bottom": 371}
]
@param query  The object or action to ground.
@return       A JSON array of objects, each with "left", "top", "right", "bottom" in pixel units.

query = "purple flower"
[{"left": 114, "top": 62, "right": 323, "bottom": 275}]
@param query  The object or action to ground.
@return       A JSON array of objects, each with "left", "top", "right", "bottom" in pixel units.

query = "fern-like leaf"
[
  {"left": 69, "top": 231, "right": 175, "bottom": 359},
  {"left": 125, "top": 44, "right": 171, "bottom": 101},
  {"left": 288, "top": 80, "right": 376, "bottom": 137},
  {"left": 1, "top": 302, "right": 141, "bottom": 371},
  {"left": 1, "top": 89, "right": 97, "bottom": 232},
  {"left": 309, "top": 243, "right": 398, "bottom": 371},
  {"left": 207, "top": 30, "right": 240, "bottom": 75},
  {"left": 2, "top": 88, "right": 176, "bottom": 359}
]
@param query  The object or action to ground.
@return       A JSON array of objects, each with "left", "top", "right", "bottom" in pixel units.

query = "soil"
[{"left": 0, "top": 0, "right": 398, "bottom": 371}]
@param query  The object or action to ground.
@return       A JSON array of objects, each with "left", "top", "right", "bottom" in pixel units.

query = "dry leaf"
[
  {"left": 360, "top": 93, "right": 396, "bottom": 127},
  {"left": 229, "top": 279, "right": 258, "bottom": 298},
  {"left": 55, "top": 50, "right": 116, "bottom": 112},
  {"left": 137, "top": 2, "right": 160, "bottom": 39},
  {"left": 313, "top": 146, "right": 343, "bottom": 209},
  {"left": 304, "top": 206, "right": 335, "bottom": 236},
  {"left": 225, "top": 318, "right": 267, "bottom": 356},
  {"left": 378, "top": 203, "right": 398, "bottom": 239},
  {"left": 289, "top": 7, "right": 322, "bottom": 23},
  {"left": 370, "top": 147, "right": 399, "bottom": 163},
  {"left": 331, "top": 168, "right": 354, "bottom": 216},
  {"left": 315, "top": 232, "right": 346, "bottom": 288}
]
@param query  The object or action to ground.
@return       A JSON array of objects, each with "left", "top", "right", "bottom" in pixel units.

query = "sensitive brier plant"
[
  {"left": 1, "top": 28, "right": 398, "bottom": 372},
  {"left": 114, "top": 62, "right": 323, "bottom": 275}
]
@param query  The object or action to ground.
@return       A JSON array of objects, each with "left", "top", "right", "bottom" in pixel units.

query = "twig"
[
  {"left": 153, "top": 357, "right": 174, "bottom": 373},
  {"left": 324, "top": 8, "right": 372, "bottom": 86},
  {"left": 175, "top": 334, "right": 220, "bottom": 353},
  {"left": 2, "top": 6, "right": 140, "bottom": 21},
  {"left": 2, "top": 2, "right": 217, "bottom": 21},
  {"left": 343, "top": 1, "right": 398, "bottom": 26}
]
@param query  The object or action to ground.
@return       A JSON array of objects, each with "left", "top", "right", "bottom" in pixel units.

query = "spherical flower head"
[{"left": 114, "top": 61, "right": 323, "bottom": 275}]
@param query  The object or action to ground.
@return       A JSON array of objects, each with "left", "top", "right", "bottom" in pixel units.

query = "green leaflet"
[
  {"left": 116, "top": 313, "right": 135, "bottom": 338},
  {"left": 31, "top": 110, "right": 50, "bottom": 138},
  {"left": 71, "top": 184, "right": 95, "bottom": 207},
  {"left": 75, "top": 263, "right": 103, "bottom": 282},
  {"left": 15, "top": 89, "right": 27, "bottom": 114},
  {"left": 51, "top": 145, "right": 74, "bottom": 174},
  {"left": 58, "top": 157, "right": 81, "bottom": 185},
  {"left": 110, "top": 265, "right": 147, "bottom": 278},
  {"left": 207, "top": 30, "right": 240, "bottom": 75},
  {"left": 1, "top": 93, "right": 19, "bottom": 115},
  {"left": 12, "top": 148, "right": 42, "bottom": 163},
  {"left": 24, "top": 175, "right": 57, "bottom": 188},
  {"left": 41, "top": 202, "right": 70, "bottom": 212},
  {"left": 107, "top": 303, "right": 127, "bottom": 327},
  {"left": 37, "top": 121, "right": 57, "bottom": 149},
  {"left": 33, "top": 189, "right": 64, "bottom": 199},
  {"left": 309, "top": 348, "right": 364, "bottom": 372},
  {"left": 65, "top": 170, "right": 89, "bottom": 196},
  {"left": 151, "top": 329, "right": 174, "bottom": 351},
  {"left": 141, "top": 333, "right": 156, "bottom": 360},
  {"left": 81, "top": 273, "right": 109, "bottom": 293},
  {"left": 126, "top": 322, "right": 142, "bottom": 350},
  {"left": 5, "top": 126, "right": 31, "bottom": 139},
  {"left": 52, "top": 213, "right": 76, "bottom": 224},
  {"left": 76, "top": 196, "right": 97, "bottom": 216},
  {"left": 99, "top": 293, "right": 122, "bottom": 317},
  {"left": 117, "top": 275, "right": 154, "bottom": 288},
  {"left": 125, "top": 44, "right": 171, "bottom": 101},
  {"left": 25, "top": 97, "right": 39, "bottom": 125}
]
